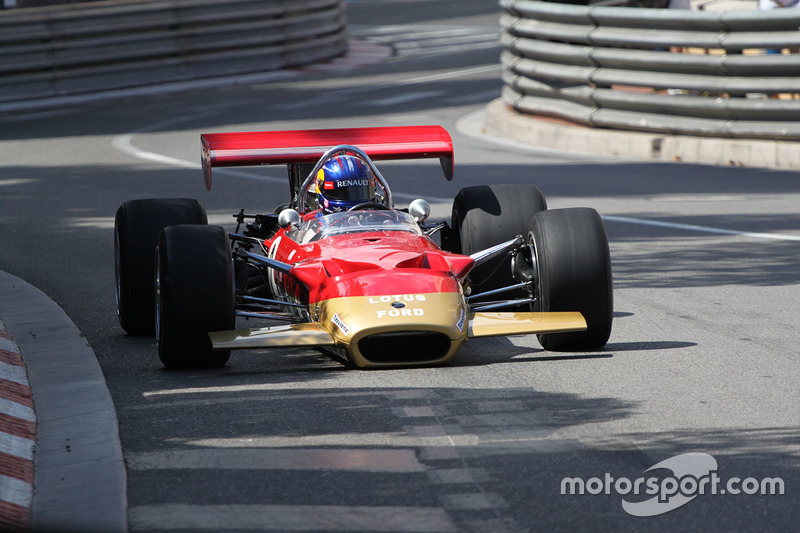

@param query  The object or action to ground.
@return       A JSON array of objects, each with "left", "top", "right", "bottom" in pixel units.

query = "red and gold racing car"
[{"left": 114, "top": 125, "right": 612, "bottom": 369}]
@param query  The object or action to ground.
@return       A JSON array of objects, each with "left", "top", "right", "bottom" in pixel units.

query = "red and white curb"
[{"left": 0, "top": 320, "right": 35, "bottom": 532}]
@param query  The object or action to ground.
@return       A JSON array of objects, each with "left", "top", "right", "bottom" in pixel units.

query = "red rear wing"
[{"left": 200, "top": 125, "right": 454, "bottom": 190}]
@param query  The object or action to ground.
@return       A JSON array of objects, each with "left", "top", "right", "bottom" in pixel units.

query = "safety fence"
[
  {"left": 0, "top": 0, "right": 348, "bottom": 105},
  {"left": 500, "top": 0, "right": 800, "bottom": 139}
]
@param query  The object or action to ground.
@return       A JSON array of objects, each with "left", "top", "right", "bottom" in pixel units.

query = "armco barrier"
[
  {"left": 500, "top": 0, "right": 800, "bottom": 139},
  {"left": 0, "top": 0, "right": 348, "bottom": 105}
]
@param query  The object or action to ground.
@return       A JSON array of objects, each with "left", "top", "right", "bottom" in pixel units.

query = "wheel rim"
[{"left": 525, "top": 231, "right": 541, "bottom": 312}]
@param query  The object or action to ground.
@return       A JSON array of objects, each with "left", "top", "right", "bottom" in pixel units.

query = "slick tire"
[
  {"left": 451, "top": 184, "right": 547, "bottom": 294},
  {"left": 115, "top": 198, "right": 207, "bottom": 336},
  {"left": 528, "top": 208, "right": 613, "bottom": 351},
  {"left": 156, "top": 225, "right": 234, "bottom": 369}
]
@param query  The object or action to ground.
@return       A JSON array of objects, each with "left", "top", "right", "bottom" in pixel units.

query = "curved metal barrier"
[
  {"left": 0, "top": 0, "right": 348, "bottom": 105},
  {"left": 500, "top": 0, "right": 800, "bottom": 139}
]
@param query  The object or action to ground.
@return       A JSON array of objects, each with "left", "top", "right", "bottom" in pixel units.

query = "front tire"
[
  {"left": 115, "top": 198, "right": 207, "bottom": 335},
  {"left": 156, "top": 225, "right": 234, "bottom": 369},
  {"left": 529, "top": 208, "right": 613, "bottom": 351},
  {"left": 450, "top": 184, "right": 547, "bottom": 293}
]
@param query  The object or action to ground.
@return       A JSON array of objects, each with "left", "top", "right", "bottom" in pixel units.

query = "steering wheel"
[{"left": 348, "top": 202, "right": 391, "bottom": 212}]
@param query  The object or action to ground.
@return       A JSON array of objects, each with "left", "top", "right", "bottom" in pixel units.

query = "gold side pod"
[
  {"left": 468, "top": 312, "right": 586, "bottom": 338},
  {"left": 209, "top": 322, "right": 334, "bottom": 350}
]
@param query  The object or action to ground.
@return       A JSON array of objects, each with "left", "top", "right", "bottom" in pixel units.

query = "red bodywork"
[{"left": 268, "top": 227, "right": 475, "bottom": 305}]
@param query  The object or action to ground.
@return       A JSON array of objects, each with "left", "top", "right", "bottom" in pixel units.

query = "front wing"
[{"left": 209, "top": 311, "right": 586, "bottom": 353}]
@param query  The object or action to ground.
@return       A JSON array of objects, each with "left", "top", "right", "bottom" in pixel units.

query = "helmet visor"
[{"left": 323, "top": 178, "right": 373, "bottom": 201}]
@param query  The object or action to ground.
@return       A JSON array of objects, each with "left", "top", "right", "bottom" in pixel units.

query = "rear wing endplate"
[{"left": 200, "top": 125, "right": 454, "bottom": 191}]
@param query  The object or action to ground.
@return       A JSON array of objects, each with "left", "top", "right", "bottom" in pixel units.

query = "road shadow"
[
  {"left": 608, "top": 228, "right": 800, "bottom": 288},
  {"left": 122, "top": 377, "right": 799, "bottom": 531}
]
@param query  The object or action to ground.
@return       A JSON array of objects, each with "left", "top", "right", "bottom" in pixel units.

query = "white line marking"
[
  {"left": 0, "top": 179, "right": 35, "bottom": 187},
  {"left": 603, "top": 215, "right": 800, "bottom": 242},
  {"left": 404, "top": 65, "right": 498, "bottom": 84},
  {"left": 143, "top": 384, "right": 293, "bottom": 397},
  {"left": 111, "top": 134, "right": 285, "bottom": 184},
  {"left": 181, "top": 433, "right": 479, "bottom": 449},
  {"left": 143, "top": 382, "right": 450, "bottom": 398},
  {"left": 368, "top": 90, "right": 447, "bottom": 107},
  {"left": 111, "top": 134, "right": 198, "bottom": 169},
  {"left": 132, "top": 390, "right": 391, "bottom": 410}
]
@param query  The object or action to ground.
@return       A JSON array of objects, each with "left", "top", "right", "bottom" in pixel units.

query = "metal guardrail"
[
  {"left": 500, "top": 0, "right": 800, "bottom": 139},
  {"left": 0, "top": 0, "right": 348, "bottom": 105}
]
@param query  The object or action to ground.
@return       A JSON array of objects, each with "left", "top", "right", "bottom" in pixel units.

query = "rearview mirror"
[
  {"left": 278, "top": 208, "right": 301, "bottom": 230},
  {"left": 409, "top": 199, "right": 430, "bottom": 223}
]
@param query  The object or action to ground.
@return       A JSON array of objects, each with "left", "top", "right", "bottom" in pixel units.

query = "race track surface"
[{"left": 1, "top": 1, "right": 798, "bottom": 531}]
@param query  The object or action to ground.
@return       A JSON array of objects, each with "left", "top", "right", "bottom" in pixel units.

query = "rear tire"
[
  {"left": 115, "top": 198, "right": 207, "bottom": 336},
  {"left": 450, "top": 184, "right": 547, "bottom": 293},
  {"left": 529, "top": 208, "right": 613, "bottom": 351},
  {"left": 156, "top": 225, "right": 234, "bottom": 369}
]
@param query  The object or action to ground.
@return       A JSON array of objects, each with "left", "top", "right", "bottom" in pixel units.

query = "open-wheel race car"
[{"left": 114, "top": 125, "right": 612, "bottom": 369}]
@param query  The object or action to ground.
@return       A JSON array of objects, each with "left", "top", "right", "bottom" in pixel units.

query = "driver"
[{"left": 316, "top": 154, "right": 376, "bottom": 213}]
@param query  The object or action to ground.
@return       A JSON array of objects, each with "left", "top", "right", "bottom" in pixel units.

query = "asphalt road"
[{"left": 1, "top": 0, "right": 799, "bottom": 531}]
